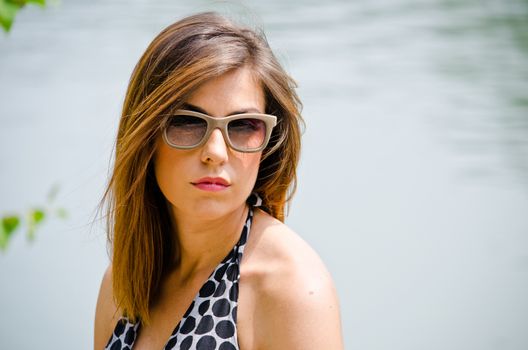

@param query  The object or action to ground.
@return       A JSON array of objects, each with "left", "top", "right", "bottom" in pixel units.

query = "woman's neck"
[{"left": 168, "top": 203, "right": 249, "bottom": 281}]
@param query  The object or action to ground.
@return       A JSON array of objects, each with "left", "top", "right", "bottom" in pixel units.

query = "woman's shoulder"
[
  {"left": 94, "top": 264, "right": 122, "bottom": 350},
  {"left": 247, "top": 208, "right": 333, "bottom": 284},
  {"left": 242, "top": 208, "right": 344, "bottom": 349}
]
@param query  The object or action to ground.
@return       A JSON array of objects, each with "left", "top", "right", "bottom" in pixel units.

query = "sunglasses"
[{"left": 162, "top": 109, "right": 277, "bottom": 153}]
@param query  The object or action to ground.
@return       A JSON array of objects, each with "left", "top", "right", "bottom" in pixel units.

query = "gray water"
[{"left": 1, "top": 0, "right": 527, "bottom": 349}]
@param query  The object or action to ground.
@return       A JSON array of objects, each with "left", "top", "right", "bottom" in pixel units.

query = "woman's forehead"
[{"left": 184, "top": 67, "right": 265, "bottom": 116}]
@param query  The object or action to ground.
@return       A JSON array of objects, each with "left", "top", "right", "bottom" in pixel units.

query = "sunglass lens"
[
  {"left": 166, "top": 115, "right": 207, "bottom": 146},
  {"left": 228, "top": 118, "right": 266, "bottom": 150}
]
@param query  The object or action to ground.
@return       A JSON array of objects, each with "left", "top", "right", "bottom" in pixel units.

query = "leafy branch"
[
  {"left": 0, "top": 184, "right": 67, "bottom": 252},
  {"left": 0, "top": 0, "right": 46, "bottom": 32}
]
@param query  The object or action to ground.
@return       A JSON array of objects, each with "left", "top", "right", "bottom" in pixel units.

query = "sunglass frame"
[{"left": 162, "top": 109, "right": 277, "bottom": 153}]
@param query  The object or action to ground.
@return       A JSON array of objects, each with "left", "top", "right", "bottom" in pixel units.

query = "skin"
[{"left": 94, "top": 66, "right": 344, "bottom": 349}]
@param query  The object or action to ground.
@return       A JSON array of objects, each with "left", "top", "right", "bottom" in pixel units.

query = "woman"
[{"left": 94, "top": 12, "right": 343, "bottom": 350}]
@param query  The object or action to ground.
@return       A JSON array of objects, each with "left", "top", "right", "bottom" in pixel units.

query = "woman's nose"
[{"left": 200, "top": 128, "right": 229, "bottom": 163}]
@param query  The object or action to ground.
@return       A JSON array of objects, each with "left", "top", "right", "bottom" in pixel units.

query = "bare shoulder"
[
  {"left": 94, "top": 264, "right": 121, "bottom": 350},
  {"left": 246, "top": 208, "right": 333, "bottom": 282},
  {"left": 242, "top": 208, "right": 344, "bottom": 349}
]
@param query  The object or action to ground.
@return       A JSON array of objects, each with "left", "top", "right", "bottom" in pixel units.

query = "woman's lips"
[
  {"left": 193, "top": 182, "right": 229, "bottom": 191},
  {"left": 191, "top": 177, "right": 231, "bottom": 192}
]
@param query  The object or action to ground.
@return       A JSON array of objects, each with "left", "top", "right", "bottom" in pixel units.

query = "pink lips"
[{"left": 192, "top": 177, "right": 230, "bottom": 192}]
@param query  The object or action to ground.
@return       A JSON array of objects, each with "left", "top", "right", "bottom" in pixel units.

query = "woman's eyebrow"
[
  {"left": 181, "top": 102, "right": 263, "bottom": 116},
  {"left": 181, "top": 102, "right": 208, "bottom": 114}
]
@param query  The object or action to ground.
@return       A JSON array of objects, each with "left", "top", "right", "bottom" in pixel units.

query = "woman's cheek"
[
  {"left": 242, "top": 154, "right": 261, "bottom": 192},
  {"left": 153, "top": 149, "right": 181, "bottom": 203}
]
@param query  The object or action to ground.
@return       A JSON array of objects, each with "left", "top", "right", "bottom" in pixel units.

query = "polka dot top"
[{"left": 104, "top": 193, "right": 262, "bottom": 350}]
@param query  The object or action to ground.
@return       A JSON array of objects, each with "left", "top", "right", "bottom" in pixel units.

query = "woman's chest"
[
  {"left": 133, "top": 286, "right": 197, "bottom": 350},
  {"left": 133, "top": 268, "right": 246, "bottom": 349}
]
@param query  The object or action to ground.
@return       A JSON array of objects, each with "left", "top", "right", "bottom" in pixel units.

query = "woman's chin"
[{"left": 172, "top": 198, "right": 244, "bottom": 220}]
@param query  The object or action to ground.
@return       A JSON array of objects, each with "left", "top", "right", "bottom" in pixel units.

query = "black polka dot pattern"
[
  {"left": 104, "top": 192, "right": 261, "bottom": 350},
  {"left": 105, "top": 318, "right": 139, "bottom": 350}
]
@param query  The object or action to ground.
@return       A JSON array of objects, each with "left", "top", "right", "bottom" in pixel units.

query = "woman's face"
[{"left": 153, "top": 66, "right": 265, "bottom": 220}]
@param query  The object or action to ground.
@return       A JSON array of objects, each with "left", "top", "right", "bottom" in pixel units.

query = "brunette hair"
[{"left": 100, "top": 11, "right": 304, "bottom": 324}]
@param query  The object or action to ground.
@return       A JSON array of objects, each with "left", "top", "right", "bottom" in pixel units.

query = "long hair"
[{"left": 100, "top": 11, "right": 304, "bottom": 324}]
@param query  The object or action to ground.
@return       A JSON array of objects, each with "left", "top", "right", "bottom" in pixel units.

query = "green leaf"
[
  {"left": 0, "top": 0, "right": 20, "bottom": 32},
  {"left": 30, "top": 208, "right": 45, "bottom": 224},
  {"left": 5, "top": 0, "right": 26, "bottom": 8},
  {"left": 24, "top": 0, "right": 45, "bottom": 7},
  {"left": 26, "top": 209, "right": 45, "bottom": 241},
  {"left": 1, "top": 0, "right": 46, "bottom": 32},
  {"left": 2, "top": 215, "right": 20, "bottom": 235},
  {"left": 0, "top": 215, "right": 20, "bottom": 251},
  {"left": 0, "top": 222, "right": 8, "bottom": 251}
]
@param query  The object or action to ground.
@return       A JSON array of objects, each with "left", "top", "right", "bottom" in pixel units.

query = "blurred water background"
[{"left": 1, "top": 0, "right": 527, "bottom": 349}]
